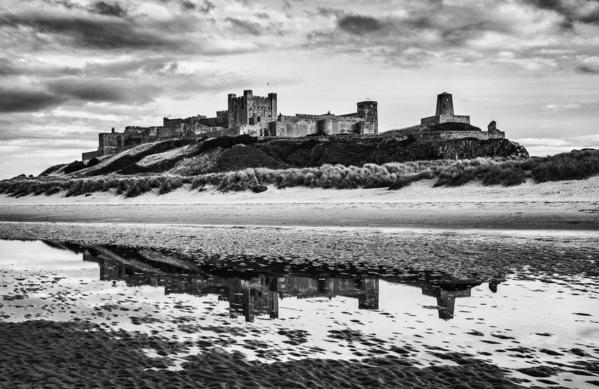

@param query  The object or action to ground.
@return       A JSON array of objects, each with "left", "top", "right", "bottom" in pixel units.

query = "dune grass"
[
  {"left": 433, "top": 149, "right": 598, "bottom": 187},
  {"left": 0, "top": 149, "right": 596, "bottom": 197}
]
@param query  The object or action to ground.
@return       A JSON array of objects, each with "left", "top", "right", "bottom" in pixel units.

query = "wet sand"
[
  {"left": 0, "top": 201, "right": 597, "bottom": 230},
  {"left": 0, "top": 320, "right": 529, "bottom": 389},
  {"left": 1, "top": 222, "right": 597, "bottom": 282}
]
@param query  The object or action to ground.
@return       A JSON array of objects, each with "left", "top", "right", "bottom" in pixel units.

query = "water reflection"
[{"left": 48, "top": 241, "right": 500, "bottom": 322}]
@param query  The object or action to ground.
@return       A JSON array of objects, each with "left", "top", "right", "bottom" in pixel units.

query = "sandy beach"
[
  {"left": 1, "top": 177, "right": 598, "bottom": 388},
  {"left": 1, "top": 177, "right": 598, "bottom": 229}
]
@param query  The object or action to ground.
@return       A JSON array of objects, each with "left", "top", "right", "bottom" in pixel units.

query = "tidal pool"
[{"left": 0, "top": 239, "right": 597, "bottom": 388}]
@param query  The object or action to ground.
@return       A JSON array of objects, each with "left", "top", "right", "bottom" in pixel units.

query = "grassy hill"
[
  {"left": 35, "top": 134, "right": 529, "bottom": 179},
  {"left": 0, "top": 134, "right": 597, "bottom": 197}
]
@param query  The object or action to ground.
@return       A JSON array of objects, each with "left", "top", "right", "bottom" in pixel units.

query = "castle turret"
[
  {"left": 421, "top": 92, "right": 470, "bottom": 126},
  {"left": 268, "top": 93, "right": 277, "bottom": 123}
]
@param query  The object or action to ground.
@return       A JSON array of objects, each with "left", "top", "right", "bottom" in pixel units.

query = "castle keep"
[
  {"left": 227, "top": 90, "right": 277, "bottom": 129},
  {"left": 82, "top": 91, "right": 505, "bottom": 162}
]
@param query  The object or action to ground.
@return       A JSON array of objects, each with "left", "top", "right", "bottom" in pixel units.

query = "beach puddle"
[{"left": 0, "top": 239, "right": 598, "bottom": 388}]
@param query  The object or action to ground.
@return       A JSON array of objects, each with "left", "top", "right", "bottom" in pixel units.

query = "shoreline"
[{"left": 1, "top": 177, "right": 597, "bottom": 230}]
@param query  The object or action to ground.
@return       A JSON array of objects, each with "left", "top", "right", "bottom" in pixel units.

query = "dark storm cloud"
[
  {"left": 0, "top": 73, "right": 162, "bottom": 113},
  {"left": 0, "top": 13, "right": 186, "bottom": 51},
  {"left": 0, "top": 89, "right": 66, "bottom": 113},
  {"left": 46, "top": 77, "right": 159, "bottom": 104},
  {"left": 89, "top": 1, "right": 127, "bottom": 17},
  {"left": 337, "top": 15, "right": 384, "bottom": 35}
]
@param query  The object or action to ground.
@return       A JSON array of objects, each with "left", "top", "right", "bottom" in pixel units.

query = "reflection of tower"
[
  {"left": 358, "top": 278, "right": 379, "bottom": 310},
  {"left": 421, "top": 285, "right": 472, "bottom": 320},
  {"left": 435, "top": 92, "right": 454, "bottom": 116},
  {"left": 228, "top": 278, "right": 279, "bottom": 322},
  {"left": 489, "top": 282, "right": 499, "bottom": 293}
]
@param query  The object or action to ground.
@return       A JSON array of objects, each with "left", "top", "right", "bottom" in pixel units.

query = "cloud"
[
  {"left": 542, "top": 103, "right": 582, "bottom": 111},
  {"left": 89, "top": 1, "right": 127, "bottom": 17},
  {"left": 225, "top": 17, "right": 263, "bottom": 35},
  {"left": 524, "top": 0, "right": 599, "bottom": 27},
  {"left": 301, "top": 1, "right": 599, "bottom": 72},
  {"left": 159, "top": 0, "right": 215, "bottom": 13},
  {"left": 577, "top": 64, "right": 599, "bottom": 74},
  {"left": 307, "top": 8, "right": 514, "bottom": 66},
  {"left": 0, "top": 12, "right": 189, "bottom": 51},
  {"left": 337, "top": 15, "right": 384, "bottom": 35},
  {"left": 0, "top": 88, "right": 66, "bottom": 113},
  {"left": 0, "top": 57, "right": 81, "bottom": 77},
  {"left": 46, "top": 77, "right": 160, "bottom": 104}
]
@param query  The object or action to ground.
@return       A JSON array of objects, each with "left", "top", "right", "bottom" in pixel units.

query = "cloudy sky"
[{"left": 1, "top": 0, "right": 598, "bottom": 178}]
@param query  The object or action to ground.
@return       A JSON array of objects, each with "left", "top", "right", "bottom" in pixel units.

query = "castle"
[{"left": 82, "top": 91, "right": 504, "bottom": 162}]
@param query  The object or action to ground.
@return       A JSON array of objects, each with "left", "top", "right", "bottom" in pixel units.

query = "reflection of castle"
[
  {"left": 74, "top": 243, "right": 504, "bottom": 322},
  {"left": 420, "top": 284, "right": 472, "bottom": 320},
  {"left": 83, "top": 247, "right": 379, "bottom": 322}
]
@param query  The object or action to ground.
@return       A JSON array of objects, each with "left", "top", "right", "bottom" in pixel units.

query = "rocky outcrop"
[{"left": 255, "top": 136, "right": 529, "bottom": 168}]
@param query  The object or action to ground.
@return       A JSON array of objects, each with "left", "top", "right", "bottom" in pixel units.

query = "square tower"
[
  {"left": 421, "top": 92, "right": 470, "bottom": 126},
  {"left": 357, "top": 100, "right": 378, "bottom": 134},
  {"left": 436, "top": 92, "right": 454, "bottom": 116}
]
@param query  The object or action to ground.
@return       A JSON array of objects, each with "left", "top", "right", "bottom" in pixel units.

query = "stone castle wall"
[
  {"left": 421, "top": 114, "right": 470, "bottom": 126},
  {"left": 396, "top": 127, "right": 505, "bottom": 141},
  {"left": 268, "top": 115, "right": 367, "bottom": 137}
]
